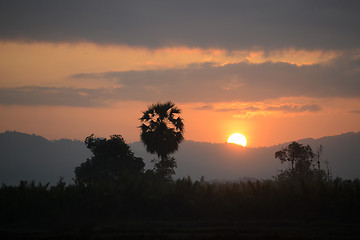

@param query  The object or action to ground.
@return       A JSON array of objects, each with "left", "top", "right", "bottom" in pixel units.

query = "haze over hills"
[
  {"left": 0, "top": 131, "right": 90, "bottom": 185},
  {"left": 0, "top": 131, "right": 359, "bottom": 185}
]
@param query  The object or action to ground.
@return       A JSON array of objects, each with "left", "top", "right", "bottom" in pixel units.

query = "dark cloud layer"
[
  {"left": 0, "top": 86, "right": 112, "bottom": 107},
  {"left": 212, "top": 104, "right": 322, "bottom": 114},
  {"left": 1, "top": 53, "right": 359, "bottom": 107},
  {"left": 264, "top": 104, "right": 321, "bottom": 113},
  {"left": 73, "top": 53, "right": 360, "bottom": 103},
  {"left": 1, "top": 0, "right": 360, "bottom": 50}
]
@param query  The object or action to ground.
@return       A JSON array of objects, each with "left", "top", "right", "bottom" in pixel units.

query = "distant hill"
[
  {"left": 0, "top": 131, "right": 359, "bottom": 185},
  {"left": 0, "top": 131, "right": 90, "bottom": 185}
]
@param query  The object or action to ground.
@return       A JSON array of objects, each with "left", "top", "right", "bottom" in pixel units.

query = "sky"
[{"left": 0, "top": 0, "right": 360, "bottom": 147}]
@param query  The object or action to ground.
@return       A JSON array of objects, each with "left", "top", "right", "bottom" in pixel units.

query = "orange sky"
[
  {"left": 0, "top": 41, "right": 360, "bottom": 147},
  {"left": 1, "top": 100, "right": 359, "bottom": 147}
]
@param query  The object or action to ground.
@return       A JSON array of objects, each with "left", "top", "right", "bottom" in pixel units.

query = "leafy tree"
[
  {"left": 275, "top": 141, "right": 328, "bottom": 181},
  {"left": 74, "top": 134, "right": 145, "bottom": 186},
  {"left": 139, "top": 101, "right": 184, "bottom": 180}
]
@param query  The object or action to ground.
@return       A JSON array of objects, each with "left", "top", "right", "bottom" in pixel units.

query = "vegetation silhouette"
[
  {"left": 74, "top": 134, "right": 145, "bottom": 186},
  {"left": 275, "top": 141, "right": 330, "bottom": 182},
  {"left": 139, "top": 101, "right": 184, "bottom": 180},
  {"left": 1, "top": 137, "right": 360, "bottom": 238}
]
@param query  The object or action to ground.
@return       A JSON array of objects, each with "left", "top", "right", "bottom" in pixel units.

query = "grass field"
[{"left": 1, "top": 218, "right": 360, "bottom": 239}]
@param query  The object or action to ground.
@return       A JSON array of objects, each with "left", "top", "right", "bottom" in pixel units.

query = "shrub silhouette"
[
  {"left": 275, "top": 141, "right": 329, "bottom": 182},
  {"left": 74, "top": 134, "right": 145, "bottom": 186}
]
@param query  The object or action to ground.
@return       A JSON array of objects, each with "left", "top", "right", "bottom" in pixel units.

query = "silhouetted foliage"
[
  {"left": 1, "top": 139, "right": 360, "bottom": 239},
  {"left": 275, "top": 141, "right": 329, "bottom": 182},
  {"left": 139, "top": 101, "right": 184, "bottom": 180},
  {"left": 74, "top": 134, "right": 145, "bottom": 186},
  {"left": 1, "top": 177, "right": 360, "bottom": 229}
]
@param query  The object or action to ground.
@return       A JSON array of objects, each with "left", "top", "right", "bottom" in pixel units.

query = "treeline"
[{"left": 1, "top": 176, "right": 360, "bottom": 225}]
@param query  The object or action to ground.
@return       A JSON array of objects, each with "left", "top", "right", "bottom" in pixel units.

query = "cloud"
[
  {"left": 73, "top": 52, "right": 360, "bottom": 102},
  {"left": 0, "top": 1, "right": 359, "bottom": 50},
  {"left": 203, "top": 103, "right": 321, "bottom": 117},
  {"left": 194, "top": 105, "right": 214, "bottom": 111},
  {"left": 0, "top": 85, "right": 323, "bottom": 116},
  {"left": 264, "top": 104, "right": 322, "bottom": 113},
  {"left": 0, "top": 86, "right": 114, "bottom": 107},
  {"left": 1, "top": 51, "right": 359, "bottom": 107}
]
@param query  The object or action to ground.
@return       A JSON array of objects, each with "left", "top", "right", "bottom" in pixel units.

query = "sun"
[{"left": 227, "top": 133, "right": 247, "bottom": 147}]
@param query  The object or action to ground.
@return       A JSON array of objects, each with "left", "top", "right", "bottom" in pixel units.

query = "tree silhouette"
[
  {"left": 139, "top": 101, "right": 184, "bottom": 180},
  {"left": 275, "top": 141, "right": 328, "bottom": 181},
  {"left": 74, "top": 134, "right": 145, "bottom": 186}
]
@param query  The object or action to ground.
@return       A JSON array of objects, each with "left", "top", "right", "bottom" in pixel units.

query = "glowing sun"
[{"left": 227, "top": 133, "right": 247, "bottom": 147}]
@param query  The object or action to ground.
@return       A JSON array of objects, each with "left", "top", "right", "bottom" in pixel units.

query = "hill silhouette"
[
  {"left": 0, "top": 131, "right": 90, "bottom": 185},
  {"left": 0, "top": 131, "right": 359, "bottom": 185}
]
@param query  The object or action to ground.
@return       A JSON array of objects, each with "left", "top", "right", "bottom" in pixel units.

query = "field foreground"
[{"left": 1, "top": 219, "right": 360, "bottom": 240}]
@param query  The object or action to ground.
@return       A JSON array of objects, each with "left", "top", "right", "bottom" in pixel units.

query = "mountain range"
[{"left": 0, "top": 131, "right": 359, "bottom": 185}]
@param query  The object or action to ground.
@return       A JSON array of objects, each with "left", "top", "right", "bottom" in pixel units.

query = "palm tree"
[{"left": 139, "top": 101, "right": 184, "bottom": 179}]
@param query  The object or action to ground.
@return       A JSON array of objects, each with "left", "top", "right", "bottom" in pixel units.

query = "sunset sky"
[{"left": 1, "top": 1, "right": 360, "bottom": 147}]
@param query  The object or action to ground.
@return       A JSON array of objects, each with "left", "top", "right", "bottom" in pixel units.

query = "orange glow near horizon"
[
  {"left": 181, "top": 98, "right": 360, "bottom": 148},
  {"left": 0, "top": 98, "right": 360, "bottom": 148}
]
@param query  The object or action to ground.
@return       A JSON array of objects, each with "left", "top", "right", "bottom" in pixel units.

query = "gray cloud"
[
  {"left": 194, "top": 105, "right": 214, "bottom": 111},
  {"left": 207, "top": 104, "right": 321, "bottom": 115},
  {"left": 0, "top": 86, "right": 113, "bottom": 107},
  {"left": 0, "top": 0, "right": 360, "bottom": 50},
  {"left": 74, "top": 52, "right": 360, "bottom": 102},
  {"left": 264, "top": 104, "right": 322, "bottom": 113}
]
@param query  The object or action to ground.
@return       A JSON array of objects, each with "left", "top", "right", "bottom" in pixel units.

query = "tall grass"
[{"left": 1, "top": 176, "right": 359, "bottom": 224}]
